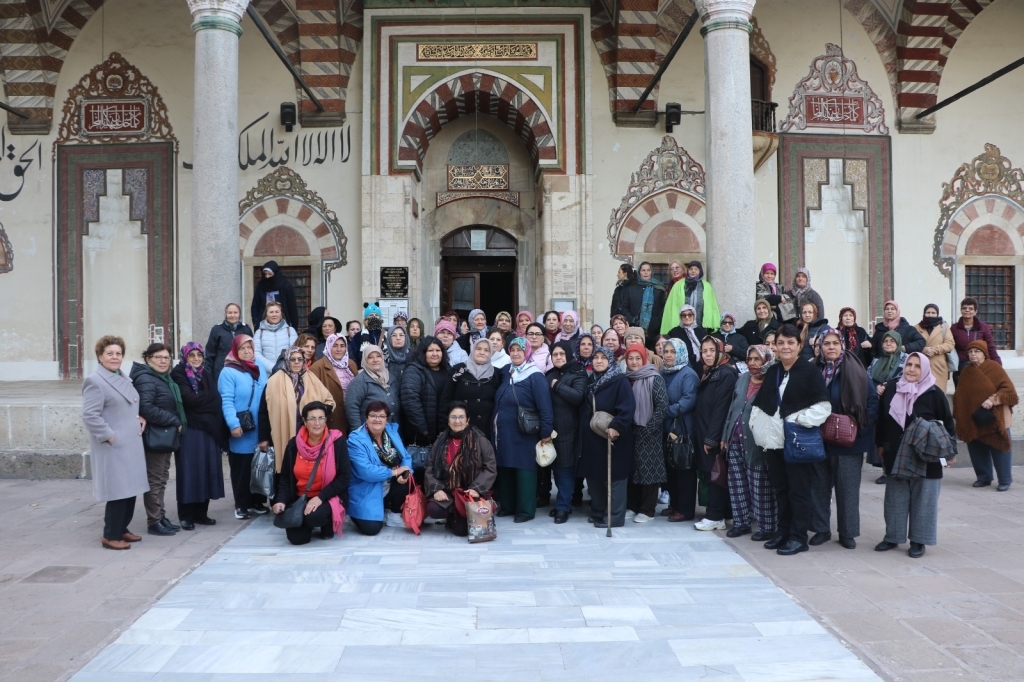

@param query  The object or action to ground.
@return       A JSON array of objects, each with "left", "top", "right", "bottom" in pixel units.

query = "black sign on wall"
[{"left": 380, "top": 267, "right": 409, "bottom": 298}]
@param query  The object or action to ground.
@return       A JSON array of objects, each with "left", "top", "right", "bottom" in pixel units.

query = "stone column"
[
  {"left": 695, "top": 0, "right": 756, "bottom": 319},
  {"left": 187, "top": 0, "right": 248, "bottom": 336}
]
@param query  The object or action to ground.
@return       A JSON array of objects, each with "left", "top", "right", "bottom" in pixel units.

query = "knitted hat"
[
  {"left": 363, "top": 302, "right": 382, "bottom": 319},
  {"left": 433, "top": 319, "right": 457, "bottom": 337},
  {"left": 393, "top": 310, "right": 409, "bottom": 322}
]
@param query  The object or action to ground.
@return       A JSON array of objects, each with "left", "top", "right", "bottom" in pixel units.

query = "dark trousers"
[
  {"left": 144, "top": 450, "right": 172, "bottom": 525},
  {"left": 537, "top": 465, "right": 553, "bottom": 502},
  {"left": 703, "top": 479, "right": 733, "bottom": 522},
  {"left": 785, "top": 460, "right": 819, "bottom": 544},
  {"left": 552, "top": 467, "right": 576, "bottom": 512},
  {"left": 496, "top": 467, "right": 537, "bottom": 518},
  {"left": 967, "top": 434, "right": 1013, "bottom": 485},
  {"left": 285, "top": 503, "right": 334, "bottom": 545},
  {"left": 572, "top": 477, "right": 586, "bottom": 505},
  {"left": 103, "top": 496, "right": 137, "bottom": 541},
  {"left": 763, "top": 448, "right": 791, "bottom": 539},
  {"left": 589, "top": 477, "right": 628, "bottom": 526},
  {"left": 426, "top": 499, "right": 469, "bottom": 537},
  {"left": 351, "top": 518, "right": 383, "bottom": 535},
  {"left": 667, "top": 468, "right": 698, "bottom": 520},
  {"left": 815, "top": 453, "right": 863, "bottom": 538},
  {"left": 351, "top": 478, "right": 408, "bottom": 536},
  {"left": 626, "top": 481, "right": 660, "bottom": 517},
  {"left": 178, "top": 500, "right": 210, "bottom": 523},
  {"left": 227, "top": 452, "right": 266, "bottom": 512}
]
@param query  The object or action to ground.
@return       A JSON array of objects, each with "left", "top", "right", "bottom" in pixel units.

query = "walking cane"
[{"left": 606, "top": 435, "right": 613, "bottom": 538}]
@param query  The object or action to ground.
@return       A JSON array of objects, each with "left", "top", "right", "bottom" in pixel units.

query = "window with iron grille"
[
  {"left": 253, "top": 265, "right": 312, "bottom": 326},
  {"left": 965, "top": 265, "right": 1014, "bottom": 349}
]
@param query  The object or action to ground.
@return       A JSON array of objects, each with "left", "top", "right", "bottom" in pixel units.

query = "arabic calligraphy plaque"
[
  {"left": 447, "top": 164, "right": 509, "bottom": 191},
  {"left": 417, "top": 43, "right": 538, "bottom": 61},
  {"left": 804, "top": 95, "right": 865, "bottom": 127},
  {"left": 380, "top": 267, "right": 409, "bottom": 298},
  {"left": 81, "top": 99, "right": 149, "bottom": 136}
]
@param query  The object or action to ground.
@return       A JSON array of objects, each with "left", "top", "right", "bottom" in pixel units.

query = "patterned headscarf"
[
  {"left": 179, "top": 342, "right": 205, "bottom": 393},
  {"left": 746, "top": 344, "right": 775, "bottom": 377},
  {"left": 587, "top": 345, "right": 621, "bottom": 397},
  {"left": 284, "top": 346, "right": 306, "bottom": 394},
  {"left": 662, "top": 338, "right": 689, "bottom": 373},
  {"left": 790, "top": 267, "right": 812, "bottom": 298},
  {"left": 816, "top": 327, "right": 846, "bottom": 386},
  {"left": 325, "top": 333, "right": 355, "bottom": 392}
]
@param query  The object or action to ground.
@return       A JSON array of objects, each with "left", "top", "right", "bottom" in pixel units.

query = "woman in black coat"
[
  {"left": 442, "top": 338, "right": 502, "bottom": 440},
  {"left": 400, "top": 337, "right": 450, "bottom": 472},
  {"left": 170, "top": 343, "right": 227, "bottom": 529},
  {"left": 711, "top": 313, "right": 749, "bottom": 367},
  {"left": 610, "top": 263, "right": 644, "bottom": 326},
  {"left": 545, "top": 341, "right": 588, "bottom": 523},
  {"left": 871, "top": 300, "right": 925, "bottom": 356},
  {"left": 578, "top": 346, "right": 636, "bottom": 528},
  {"left": 837, "top": 307, "right": 873, "bottom": 366},
  {"left": 738, "top": 299, "right": 779, "bottom": 347},
  {"left": 204, "top": 303, "right": 254, "bottom": 380},
  {"left": 692, "top": 337, "right": 738, "bottom": 531}
]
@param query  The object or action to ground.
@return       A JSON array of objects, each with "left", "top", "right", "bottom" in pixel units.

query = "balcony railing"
[{"left": 752, "top": 100, "right": 778, "bottom": 133}]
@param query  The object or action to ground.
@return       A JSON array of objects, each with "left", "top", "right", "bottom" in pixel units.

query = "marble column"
[
  {"left": 187, "top": 0, "right": 247, "bottom": 337},
  {"left": 695, "top": 0, "right": 756, "bottom": 320}
]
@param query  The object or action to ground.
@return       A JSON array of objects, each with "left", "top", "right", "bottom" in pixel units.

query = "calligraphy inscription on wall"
[
  {"left": 447, "top": 164, "right": 509, "bottom": 191},
  {"left": 805, "top": 95, "right": 865, "bottom": 127},
  {"left": 417, "top": 43, "right": 538, "bottom": 61},
  {"left": 81, "top": 99, "right": 149, "bottom": 136}
]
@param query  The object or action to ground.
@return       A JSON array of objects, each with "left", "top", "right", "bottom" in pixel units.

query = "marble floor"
[{"left": 71, "top": 512, "right": 883, "bottom": 682}]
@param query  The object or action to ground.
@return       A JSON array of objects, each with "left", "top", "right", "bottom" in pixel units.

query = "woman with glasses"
[
  {"left": 347, "top": 401, "right": 412, "bottom": 534},
  {"left": 525, "top": 323, "right": 552, "bottom": 372},
  {"left": 272, "top": 402, "right": 351, "bottom": 545},
  {"left": 219, "top": 335, "right": 269, "bottom": 520},
  {"left": 951, "top": 296, "right": 1001, "bottom": 385},
  {"left": 343, "top": 344, "right": 401, "bottom": 435},
  {"left": 425, "top": 402, "right": 497, "bottom": 536},
  {"left": 711, "top": 313, "right": 749, "bottom": 367},
  {"left": 667, "top": 305, "right": 705, "bottom": 368}
]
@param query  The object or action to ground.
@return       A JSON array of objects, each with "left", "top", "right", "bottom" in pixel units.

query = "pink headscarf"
[
  {"left": 883, "top": 300, "right": 902, "bottom": 331},
  {"left": 433, "top": 319, "right": 458, "bottom": 337},
  {"left": 554, "top": 309, "right": 580, "bottom": 343},
  {"left": 759, "top": 263, "right": 779, "bottom": 295},
  {"left": 324, "top": 333, "right": 355, "bottom": 394},
  {"left": 888, "top": 352, "right": 935, "bottom": 429},
  {"left": 515, "top": 311, "right": 534, "bottom": 334}
]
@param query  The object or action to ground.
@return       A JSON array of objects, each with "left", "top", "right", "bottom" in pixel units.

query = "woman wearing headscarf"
[
  {"left": 515, "top": 311, "right": 534, "bottom": 337},
  {"left": 813, "top": 329, "right": 877, "bottom": 550},
  {"left": 384, "top": 326, "right": 411, "bottom": 391},
  {"left": 720, "top": 345, "right": 777, "bottom": 539},
  {"left": 837, "top": 307, "right": 872, "bottom": 367},
  {"left": 401, "top": 337, "right": 450, "bottom": 473},
  {"left": 492, "top": 337, "right": 554, "bottom": 523},
  {"left": 797, "top": 302, "right": 828, "bottom": 361},
  {"left": 660, "top": 338, "right": 699, "bottom": 523},
  {"left": 204, "top": 302, "right": 253, "bottom": 380},
  {"left": 954, "top": 340, "right": 1018, "bottom": 491},
  {"left": 218, "top": 335, "right": 269, "bottom": 519},
  {"left": 574, "top": 333, "right": 597, "bottom": 375},
  {"left": 691, "top": 337, "right": 739, "bottom": 531},
  {"left": 623, "top": 344, "right": 668, "bottom": 523},
  {"left": 738, "top": 299, "right": 779, "bottom": 347},
  {"left": 667, "top": 305, "right": 705, "bottom": 368},
  {"left": 712, "top": 313, "right": 749, "bottom": 367},
  {"left": 434, "top": 319, "right": 469, "bottom": 367},
  {"left": 788, "top": 268, "right": 825, "bottom": 325},
  {"left": 343, "top": 344, "right": 401, "bottom": 435},
  {"left": 660, "top": 260, "right": 720, "bottom": 333},
  {"left": 871, "top": 300, "right": 925, "bottom": 356},
  {"left": 309, "top": 333, "right": 355, "bottom": 435},
  {"left": 424, "top": 401, "right": 498, "bottom": 536},
  {"left": 259, "top": 346, "right": 336, "bottom": 474},
  {"left": 170, "top": 343, "right": 227, "bottom": 530},
  {"left": 554, "top": 310, "right": 581, "bottom": 345},
  {"left": 636, "top": 261, "right": 667, "bottom": 349},
  {"left": 251, "top": 260, "right": 299, "bottom": 329},
  {"left": 545, "top": 340, "right": 588, "bottom": 523},
  {"left": 610, "top": 263, "right": 644, "bottom": 327},
  {"left": 130, "top": 344, "right": 185, "bottom": 536},
  {"left": 579, "top": 346, "right": 636, "bottom": 528},
  {"left": 494, "top": 311, "right": 513, "bottom": 335},
  {"left": 623, "top": 327, "right": 663, "bottom": 370},
  {"left": 525, "top": 322, "right": 553, "bottom": 373},
  {"left": 915, "top": 304, "right": 956, "bottom": 392},
  {"left": 443, "top": 338, "right": 502, "bottom": 440},
  {"left": 868, "top": 331, "right": 908, "bottom": 395},
  {"left": 875, "top": 353, "right": 956, "bottom": 558},
  {"left": 457, "top": 308, "right": 490, "bottom": 353},
  {"left": 754, "top": 263, "right": 790, "bottom": 321}
]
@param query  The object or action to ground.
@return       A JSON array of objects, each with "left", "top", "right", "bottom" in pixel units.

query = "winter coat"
[
  {"left": 400, "top": 362, "right": 448, "bottom": 447},
  {"left": 875, "top": 383, "right": 955, "bottom": 480},
  {"left": 610, "top": 280, "right": 644, "bottom": 326},
  {"left": 423, "top": 427, "right": 498, "bottom": 508},
  {"left": 578, "top": 375, "right": 636, "bottom": 482},
  {"left": 738, "top": 318, "right": 779, "bottom": 347},
  {"left": 308, "top": 356, "right": 353, "bottom": 435},
  {"left": 205, "top": 322, "right": 254, "bottom": 379},
  {"left": 871, "top": 318, "right": 925, "bottom": 356},
  {"left": 492, "top": 368, "right": 554, "bottom": 470},
  {"left": 217, "top": 363, "right": 269, "bottom": 455},
  {"left": 251, "top": 260, "right": 299, "bottom": 329},
  {"left": 258, "top": 370, "right": 337, "bottom": 472},
  {"left": 661, "top": 278, "right": 720, "bottom": 333},
  {"left": 442, "top": 364, "right": 502, "bottom": 440},
  {"left": 837, "top": 325, "right": 872, "bottom": 367},
  {"left": 824, "top": 364, "right": 878, "bottom": 456},
  {"left": 662, "top": 366, "right": 699, "bottom": 438},
  {"left": 792, "top": 288, "right": 825, "bottom": 325},
  {"left": 544, "top": 365, "right": 588, "bottom": 469},
  {"left": 253, "top": 322, "right": 298, "bottom": 374},
  {"left": 693, "top": 364, "right": 738, "bottom": 471},
  {"left": 344, "top": 372, "right": 402, "bottom": 435},
  {"left": 637, "top": 281, "right": 667, "bottom": 346},
  {"left": 275, "top": 435, "right": 351, "bottom": 511},
  {"left": 630, "top": 373, "right": 669, "bottom": 486},
  {"left": 171, "top": 363, "right": 228, "bottom": 449},
  {"left": 346, "top": 422, "right": 411, "bottom": 521},
  {"left": 129, "top": 362, "right": 182, "bottom": 435},
  {"left": 754, "top": 280, "right": 789, "bottom": 319},
  {"left": 915, "top": 322, "right": 956, "bottom": 392},
  {"left": 711, "top": 329, "right": 750, "bottom": 365},
  {"left": 720, "top": 372, "right": 761, "bottom": 467},
  {"left": 951, "top": 318, "right": 1001, "bottom": 367},
  {"left": 81, "top": 367, "right": 149, "bottom": 502}
]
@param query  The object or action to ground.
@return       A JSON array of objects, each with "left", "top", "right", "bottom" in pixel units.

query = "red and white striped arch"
[
  {"left": 941, "top": 195, "right": 1024, "bottom": 258},
  {"left": 613, "top": 189, "right": 707, "bottom": 263}
]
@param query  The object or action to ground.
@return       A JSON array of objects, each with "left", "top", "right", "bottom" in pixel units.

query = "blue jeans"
[
  {"left": 967, "top": 430, "right": 1013, "bottom": 485},
  {"left": 552, "top": 467, "right": 576, "bottom": 512}
]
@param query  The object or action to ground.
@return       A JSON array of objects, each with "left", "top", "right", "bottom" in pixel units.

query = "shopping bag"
[
  {"left": 460, "top": 490, "right": 497, "bottom": 544},
  {"left": 250, "top": 445, "right": 275, "bottom": 498}
]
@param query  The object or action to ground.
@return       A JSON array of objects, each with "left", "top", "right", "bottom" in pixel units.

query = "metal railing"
[{"left": 752, "top": 100, "right": 778, "bottom": 133}]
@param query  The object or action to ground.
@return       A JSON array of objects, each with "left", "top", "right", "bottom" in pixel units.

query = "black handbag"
[
  {"left": 274, "top": 441, "right": 328, "bottom": 529},
  {"left": 665, "top": 415, "right": 693, "bottom": 471},
  {"left": 971, "top": 406, "right": 996, "bottom": 427},
  {"left": 143, "top": 423, "right": 180, "bottom": 453},
  {"left": 510, "top": 379, "right": 541, "bottom": 435},
  {"left": 238, "top": 380, "right": 257, "bottom": 432}
]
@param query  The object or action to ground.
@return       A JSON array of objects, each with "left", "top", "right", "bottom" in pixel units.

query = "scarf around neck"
[
  {"left": 225, "top": 334, "right": 260, "bottom": 380},
  {"left": 360, "top": 345, "right": 390, "bottom": 390},
  {"left": 296, "top": 425, "right": 345, "bottom": 533},
  {"left": 153, "top": 364, "right": 187, "bottom": 430},
  {"left": 790, "top": 268, "right": 812, "bottom": 298},
  {"left": 889, "top": 353, "right": 935, "bottom": 429},
  {"left": 625, "top": 362, "right": 660, "bottom": 427},
  {"left": 179, "top": 342, "right": 205, "bottom": 393}
]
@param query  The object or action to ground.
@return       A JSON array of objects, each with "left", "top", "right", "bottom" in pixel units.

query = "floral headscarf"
[
  {"left": 325, "top": 333, "right": 355, "bottom": 392},
  {"left": 662, "top": 338, "right": 689, "bottom": 373},
  {"left": 587, "top": 345, "right": 621, "bottom": 397},
  {"left": 816, "top": 327, "right": 846, "bottom": 386},
  {"left": 179, "top": 342, "right": 205, "bottom": 393},
  {"left": 746, "top": 344, "right": 775, "bottom": 377}
]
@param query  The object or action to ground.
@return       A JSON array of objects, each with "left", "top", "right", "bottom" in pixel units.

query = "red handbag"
[
  {"left": 822, "top": 413, "right": 858, "bottom": 448},
  {"left": 401, "top": 477, "right": 427, "bottom": 534}
]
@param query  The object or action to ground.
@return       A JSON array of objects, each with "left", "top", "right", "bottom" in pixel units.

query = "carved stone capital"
[
  {"left": 694, "top": 0, "right": 756, "bottom": 24},
  {"left": 186, "top": 0, "right": 248, "bottom": 23}
]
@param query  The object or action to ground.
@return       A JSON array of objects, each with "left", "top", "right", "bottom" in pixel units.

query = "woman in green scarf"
[
  {"left": 867, "top": 330, "right": 908, "bottom": 397},
  {"left": 130, "top": 343, "right": 188, "bottom": 537}
]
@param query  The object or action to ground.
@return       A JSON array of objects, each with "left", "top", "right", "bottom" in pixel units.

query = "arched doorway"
[{"left": 440, "top": 226, "right": 518, "bottom": 322}]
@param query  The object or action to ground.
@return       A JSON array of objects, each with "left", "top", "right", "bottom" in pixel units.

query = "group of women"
[{"left": 82, "top": 275, "right": 1015, "bottom": 558}]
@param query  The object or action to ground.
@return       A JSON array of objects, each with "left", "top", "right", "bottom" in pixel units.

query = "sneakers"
[
  {"left": 248, "top": 504, "right": 269, "bottom": 515},
  {"left": 633, "top": 513, "right": 653, "bottom": 523},
  {"left": 624, "top": 510, "right": 637, "bottom": 519},
  {"left": 234, "top": 508, "right": 250, "bottom": 520},
  {"left": 657, "top": 490, "right": 670, "bottom": 505},
  {"left": 694, "top": 518, "right": 726, "bottom": 531},
  {"left": 385, "top": 511, "right": 405, "bottom": 528}
]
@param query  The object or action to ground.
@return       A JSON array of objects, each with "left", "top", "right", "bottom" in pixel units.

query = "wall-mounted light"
[
  {"left": 664, "top": 103, "right": 682, "bottom": 133},
  {"left": 280, "top": 102, "right": 297, "bottom": 132}
]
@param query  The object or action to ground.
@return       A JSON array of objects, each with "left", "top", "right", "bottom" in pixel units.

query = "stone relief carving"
[
  {"left": 933, "top": 143, "right": 1024, "bottom": 278},
  {"left": 780, "top": 43, "right": 888, "bottom": 135},
  {"left": 0, "top": 221, "right": 12, "bottom": 273},
  {"left": 749, "top": 17, "right": 776, "bottom": 99},
  {"left": 606, "top": 135, "right": 706, "bottom": 255}
]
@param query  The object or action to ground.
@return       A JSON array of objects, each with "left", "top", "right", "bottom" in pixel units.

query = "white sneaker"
[
  {"left": 385, "top": 511, "right": 405, "bottom": 528},
  {"left": 694, "top": 518, "right": 726, "bottom": 531},
  {"left": 624, "top": 510, "right": 637, "bottom": 519},
  {"left": 658, "top": 490, "right": 670, "bottom": 505},
  {"left": 633, "top": 513, "right": 653, "bottom": 523}
]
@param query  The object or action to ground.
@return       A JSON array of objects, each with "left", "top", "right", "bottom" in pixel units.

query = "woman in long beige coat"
[
  {"left": 915, "top": 303, "right": 956, "bottom": 392},
  {"left": 81, "top": 335, "right": 149, "bottom": 550}
]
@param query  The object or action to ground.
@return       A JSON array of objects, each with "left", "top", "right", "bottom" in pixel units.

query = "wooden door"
[{"left": 447, "top": 272, "right": 480, "bottom": 320}]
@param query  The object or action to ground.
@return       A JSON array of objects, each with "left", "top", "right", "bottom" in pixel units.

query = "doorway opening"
[{"left": 440, "top": 226, "right": 518, "bottom": 323}]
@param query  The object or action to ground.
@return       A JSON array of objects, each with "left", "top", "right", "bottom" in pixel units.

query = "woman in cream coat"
[{"left": 81, "top": 335, "right": 149, "bottom": 550}]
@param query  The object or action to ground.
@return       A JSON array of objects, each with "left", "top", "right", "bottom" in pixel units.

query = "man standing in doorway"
[{"left": 251, "top": 260, "right": 299, "bottom": 330}]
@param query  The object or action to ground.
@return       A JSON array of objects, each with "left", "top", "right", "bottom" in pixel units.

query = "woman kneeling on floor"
[
  {"left": 273, "top": 401, "right": 351, "bottom": 545},
  {"left": 347, "top": 401, "right": 412, "bottom": 535},
  {"left": 424, "top": 402, "right": 497, "bottom": 536}
]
